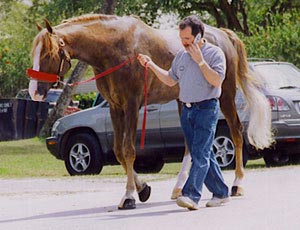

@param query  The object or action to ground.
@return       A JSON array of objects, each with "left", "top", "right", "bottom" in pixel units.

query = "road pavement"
[{"left": 0, "top": 166, "right": 300, "bottom": 230}]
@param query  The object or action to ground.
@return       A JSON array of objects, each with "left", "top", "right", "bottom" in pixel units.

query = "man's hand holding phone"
[{"left": 187, "top": 34, "right": 205, "bottom": 66}]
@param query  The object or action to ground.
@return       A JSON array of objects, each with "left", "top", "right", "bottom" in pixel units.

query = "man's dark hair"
[{"left": 179, "top": 15, "right": 205, "bottom": 38}]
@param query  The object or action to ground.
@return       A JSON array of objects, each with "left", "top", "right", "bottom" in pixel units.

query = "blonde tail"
[{"left": 221, "top": 28, "right": 274, "bottom": 149}]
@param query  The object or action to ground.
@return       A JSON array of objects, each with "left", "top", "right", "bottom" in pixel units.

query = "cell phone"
[{"left": 194, "top": 34, "right": 201, "bottom": 44}]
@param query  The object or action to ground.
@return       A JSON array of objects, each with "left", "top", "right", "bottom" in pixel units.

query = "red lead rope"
[
  {"left": 26, "top": 56, "right": 148, "bottom": 149},
  {"left": 140, "top": 62, "right": 149, "bottom": 150}
]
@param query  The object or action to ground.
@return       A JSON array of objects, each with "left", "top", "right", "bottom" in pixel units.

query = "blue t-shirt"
[{"left": 168, "top": 42, "right": 226, "bottom": 103}]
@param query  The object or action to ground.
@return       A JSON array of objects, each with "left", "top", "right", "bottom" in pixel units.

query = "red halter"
[{"left": 26, "top": 69, "right": 59, "bottom": 83}]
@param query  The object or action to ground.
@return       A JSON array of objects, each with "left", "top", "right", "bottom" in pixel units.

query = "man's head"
[{"left": 178, "top": 15, "right": 205, "bottom": 48}]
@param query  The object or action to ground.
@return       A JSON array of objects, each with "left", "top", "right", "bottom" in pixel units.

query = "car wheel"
[
  {"left": 213, "top": 126, "right": 248, "bottom": 170},
  {"left": 134, "top": 156, "right": 164, "bottom": 174},
  {"left": 64, "top": 133, "right": 103, "bottom": 176}
]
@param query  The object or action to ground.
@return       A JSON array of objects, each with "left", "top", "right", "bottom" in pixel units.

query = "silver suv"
[
  {"left": 46, "top": 61, "right": 300, "bottom": 175},
  {"left": 248, "top": 60, "right": 300, "bottom": 166}
]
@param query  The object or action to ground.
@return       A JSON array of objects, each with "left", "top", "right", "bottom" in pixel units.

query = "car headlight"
[{"left": 51, "top": 120, "right": 60, "bottom": 137}]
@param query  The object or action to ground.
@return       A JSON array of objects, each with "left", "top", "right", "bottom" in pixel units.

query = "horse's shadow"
[{"left": 0, "top": 200, "right": 186, "bottom": 224}]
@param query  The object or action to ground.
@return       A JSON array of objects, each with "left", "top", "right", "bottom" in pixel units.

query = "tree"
[
  {"left": 117, "top": 0, "right": 298, "bottom": 34},
  {"left": 0, "top": 1, "right": 32, "bottom": 98},
  {"left": 119, "top": 0, "right": 300, "bottom": 65}
]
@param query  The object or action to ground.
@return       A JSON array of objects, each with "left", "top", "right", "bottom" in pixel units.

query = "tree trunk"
[
  {"left": 39, "top": 61, "right": 88, "bottom": 137},
  {"left": 219, "top": 0, "right": 244, "bottom": 32},
  {"left": 100, "top": 0, "right": 117, "bottom": 14}
]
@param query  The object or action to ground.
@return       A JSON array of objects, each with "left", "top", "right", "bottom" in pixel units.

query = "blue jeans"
[{"left": 180, "top": 99, "right": 229, "bottom": 203}]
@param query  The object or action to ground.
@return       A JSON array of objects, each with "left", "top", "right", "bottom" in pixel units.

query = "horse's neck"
[{"left": 60, "top": 25, "right": 127, "bottom": 67}]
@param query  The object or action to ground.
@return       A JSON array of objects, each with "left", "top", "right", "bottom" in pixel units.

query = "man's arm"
[
  {"left": 187, "top": 43, "right": 223, "bottom": 88},
  {"left": 137, "top": 54, "right": 177, "bottom": 87},
  {"left": 197, "top": 62, "right": 223, "bottom": 88}
]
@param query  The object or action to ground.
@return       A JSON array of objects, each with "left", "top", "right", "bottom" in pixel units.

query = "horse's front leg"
[
  {"left": 118, "top": 142, "right": 136, "bottom": 210},
  {"left": 109, "top": 107, "right": 134, "bottom": 209},
  {"left": 117, "top": 105, "right": 151, "bottom": 209}
]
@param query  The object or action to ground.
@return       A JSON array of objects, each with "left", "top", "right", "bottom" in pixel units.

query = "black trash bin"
[
  {"left": 0, "top": 99, "right": 49, "bottom": 141},
  {"left": 23, "top": 100, "right": 49, "bottom": 139},
  {"left": 0, "top": 99, "right": 26, "bottom": 141},
  {"left": 23, "top": 100, "right": 38, "bottom": 139},
  {"left": 36, "top": 101, "right": 49, "bottom": 136}
]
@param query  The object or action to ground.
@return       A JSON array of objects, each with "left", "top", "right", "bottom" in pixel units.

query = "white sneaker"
[
  {"left": 206, "top": 196, "right": 230, "bottom": 207},
  {"left": 176, "top": 196, "right": 199, "bottom": 210}
]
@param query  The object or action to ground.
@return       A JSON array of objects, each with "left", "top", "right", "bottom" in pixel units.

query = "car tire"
[
  {"left": 64, "top": 133, "right": 103, "bottom": 176},
  {"left": 134, "top": 156, "right": 164, "bottom": 174},
  {"left": 213, "top": 126, "right": 248, "bottom": 170}
]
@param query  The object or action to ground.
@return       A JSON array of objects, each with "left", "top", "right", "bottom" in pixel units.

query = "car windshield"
[{"left": 253, "top": 63, "right": 300, "bottom": 90}]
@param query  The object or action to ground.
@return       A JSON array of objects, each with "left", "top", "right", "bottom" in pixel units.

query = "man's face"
[{"left": 179, "top": 26, "right": 195, "bottom": 49}]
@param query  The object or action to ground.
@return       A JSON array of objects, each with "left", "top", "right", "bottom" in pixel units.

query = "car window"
[
  {"left": 253, "top": 63, "right": 300, "bottom": 90},
  {"left": 45, "top": 91, "right": 60, "bottom": 102},
  {"left": 92, "top": 93, "right": 105, "bottom": 107}
]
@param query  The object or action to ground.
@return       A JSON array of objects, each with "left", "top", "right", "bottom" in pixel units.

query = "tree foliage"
[
  {"left": 240, "top": 10, "right": 300, "bottom": 63},
  {"left": 0, "top": 1, "right": 33, "bottom": 98}
]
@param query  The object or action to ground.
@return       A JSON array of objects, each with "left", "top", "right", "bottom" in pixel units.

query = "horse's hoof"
[
  {"left": 171, "top": 188, "right": 182, "bottom": 200},
  {"left": 138, "top": 184, "right": 151, "bottom": 202},
  {"left": 118, "top": 198, "right": 136, "bottom": 210},
  {"left": 231, "top": 186, "right": 244, "bottom": 196}
]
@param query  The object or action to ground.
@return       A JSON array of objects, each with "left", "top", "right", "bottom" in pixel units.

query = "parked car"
[
  {"left": 46, "top": 60, "right": 300, "bottom": 175},
  {"left": 16, "top": 88, "right": 80, "bottom": 115},
  {"left": 248, "top": 60, "right": 300, "bottom": 166}
]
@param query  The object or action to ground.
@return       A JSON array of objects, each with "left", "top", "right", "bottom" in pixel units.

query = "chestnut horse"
[{"left": 28, "top": 14, "right": 273, "bottom": 209}]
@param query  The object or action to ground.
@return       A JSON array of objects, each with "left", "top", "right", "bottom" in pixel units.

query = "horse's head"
[{"left": 28, "top": 20, "right": 71, "bottom": 101}]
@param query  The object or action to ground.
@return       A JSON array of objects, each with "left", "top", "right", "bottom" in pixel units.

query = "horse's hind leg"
[
  {"left": 171, "top": 100, "right": 191, "bottom": 199},
  {"left": 220, "top": 93, "right": 245, "bottom": 196},
  {"left": 171, "top": 145, "right": 191, "bottom": 199}
]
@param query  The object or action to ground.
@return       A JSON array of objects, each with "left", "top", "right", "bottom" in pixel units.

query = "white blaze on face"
[{"left": 29, "top": 42, "right": 44, "bottom": 101}]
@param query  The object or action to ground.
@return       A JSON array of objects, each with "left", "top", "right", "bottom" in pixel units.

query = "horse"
[{"left": 28, "top": 14, "right": 273, "bottom": 209}]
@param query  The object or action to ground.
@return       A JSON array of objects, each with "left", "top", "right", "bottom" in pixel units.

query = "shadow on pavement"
[{"left": 0, "top": 200, "right": 186, "bottom": 224}]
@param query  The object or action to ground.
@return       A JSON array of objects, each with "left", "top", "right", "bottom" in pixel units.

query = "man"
[{"left": 137, "top": 15, "right": 230, "bottom": 210}]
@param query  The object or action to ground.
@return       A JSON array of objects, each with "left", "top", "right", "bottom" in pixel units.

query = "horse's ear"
[
  {"left": 44, "top": 18, "right": 53, "bottom": 34},
  {"left": 36, "top": 23, "right": 43, "bottom": 31}
]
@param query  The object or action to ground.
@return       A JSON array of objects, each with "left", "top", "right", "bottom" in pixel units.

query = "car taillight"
[{"left": 267, "top": 96, "right": 290, "bottom": 111}]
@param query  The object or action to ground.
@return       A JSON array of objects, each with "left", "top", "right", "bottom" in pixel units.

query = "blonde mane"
[
  {"left": 31, "top": 30, "right": 60, "bottom": 62},
  {"left": 31, "top": 14, "right": 126, "bottom": 63},
  {"left": 61, "top": 14, "right": 117, "bottom": 24}
]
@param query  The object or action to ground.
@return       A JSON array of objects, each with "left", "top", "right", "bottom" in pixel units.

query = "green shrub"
[
  {"left": 74, "top": 92, "right": 97, "bottom": 109},
  {"left": 240, "top": 12, "right": 300, "bottom": 67}
]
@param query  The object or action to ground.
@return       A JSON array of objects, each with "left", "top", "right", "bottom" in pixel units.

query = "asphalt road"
[{"left": 1, "top": 166, "right": 300, "bottom": 230}]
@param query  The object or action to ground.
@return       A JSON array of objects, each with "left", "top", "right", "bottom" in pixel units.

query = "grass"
[
  {"left": 0, "top": 138, "right": 265, "bottom": 179},
  {"left": 0, "top": 138, "right": 67, "bottom": 178}
]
